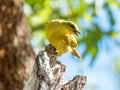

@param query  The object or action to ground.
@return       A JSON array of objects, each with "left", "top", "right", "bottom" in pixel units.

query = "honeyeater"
[{"left": 46, "top": 19, "right": 82, "bottom": 60}]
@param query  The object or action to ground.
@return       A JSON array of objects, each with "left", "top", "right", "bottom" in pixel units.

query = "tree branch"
[{"left": 23, "top": 45, "right": 87, "bottom": 90}]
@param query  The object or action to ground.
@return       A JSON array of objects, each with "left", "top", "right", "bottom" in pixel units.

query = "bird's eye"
[{"left": 70, "top": 25, "right": 75, "bottom": 29}]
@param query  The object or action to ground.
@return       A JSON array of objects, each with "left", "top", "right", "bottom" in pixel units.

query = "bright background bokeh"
[{"left": 24, "top": 0, "right": 120, "bottom": 90}]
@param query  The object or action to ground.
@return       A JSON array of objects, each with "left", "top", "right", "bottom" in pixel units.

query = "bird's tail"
[{"left": 71, "top": 48, "right": 82, "bottom": 60}]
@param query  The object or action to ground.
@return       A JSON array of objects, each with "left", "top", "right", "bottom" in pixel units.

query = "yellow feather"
[{"left": 46, "top": 19, "right": 82, "bottom": 60}]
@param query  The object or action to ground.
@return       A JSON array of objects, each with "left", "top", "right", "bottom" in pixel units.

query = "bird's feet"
[{"left": 45, "top": 44, "right": 57, "bottom": 60}]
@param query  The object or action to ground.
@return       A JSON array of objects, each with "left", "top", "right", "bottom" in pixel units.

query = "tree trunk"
[
  {"left": 23, "top": 45, "right": 87, "bottom": 90},
  {"left": 0, "top": 0, "right": 35, "bottom": 90}
]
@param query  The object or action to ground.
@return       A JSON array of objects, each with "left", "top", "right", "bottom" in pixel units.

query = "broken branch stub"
[{"left": 23, "top": 45, "right": 87, "bottom": 90}]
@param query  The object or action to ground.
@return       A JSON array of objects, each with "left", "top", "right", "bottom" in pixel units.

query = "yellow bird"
[{"left": 46, "top": 19, "right": 82, "bottom": 60}]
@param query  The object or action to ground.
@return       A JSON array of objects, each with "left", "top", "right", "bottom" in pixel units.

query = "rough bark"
[
  {"left": 24, "top": 45, "right": 87, "bottom": 90},
  {"left": 0, "top": 0, "right": 35, "bottom": 90}
]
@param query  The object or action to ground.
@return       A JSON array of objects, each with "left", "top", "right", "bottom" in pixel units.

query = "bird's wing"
[{"left": 64, "top": 33, "right": 78, "bottom": 48}]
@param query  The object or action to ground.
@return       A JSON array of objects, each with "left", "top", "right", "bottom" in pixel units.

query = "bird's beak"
[{"left": 73, "top": 29, "right": 81, "bottom": 36}]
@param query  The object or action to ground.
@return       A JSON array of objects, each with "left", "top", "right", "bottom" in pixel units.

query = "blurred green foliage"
[{"left": 24, "top": 0, "right": 120, "bottom": 64}]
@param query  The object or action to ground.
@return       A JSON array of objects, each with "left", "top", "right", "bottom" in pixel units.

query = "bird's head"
[
  {"left": 47, "top": 19, "right": 80, "bottom": 36},
  {"left": 63, "top": 21, "right": 80, "bottom": 36}
]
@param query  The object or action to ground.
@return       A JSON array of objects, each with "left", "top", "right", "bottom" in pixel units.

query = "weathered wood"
[
  {"left": 24, "top": 45, "right": 87, "bottom": 90},
  {"left": 62, "top": 75, "right": 87, "bottom": 90}
]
